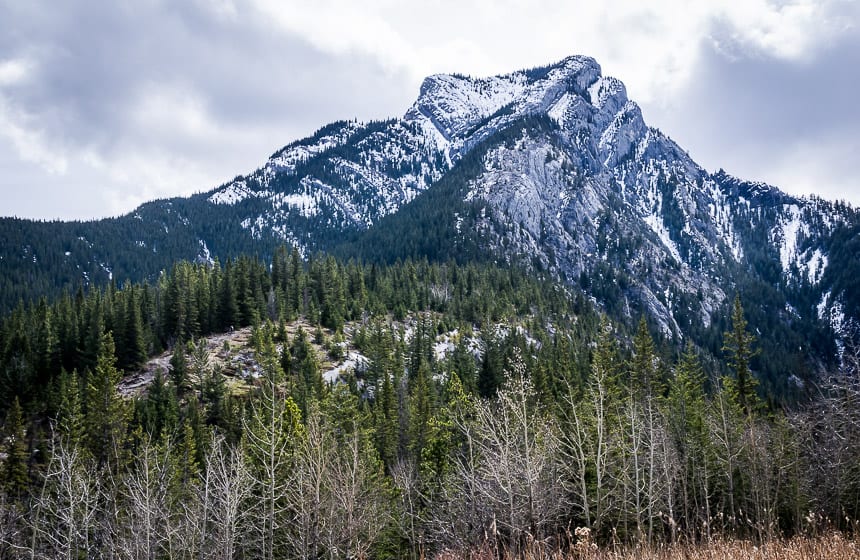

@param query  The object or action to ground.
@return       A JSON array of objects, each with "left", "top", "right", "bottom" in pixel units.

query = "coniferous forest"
[{"left": 1, "top": 246, "right": 860, "bottom": 559}]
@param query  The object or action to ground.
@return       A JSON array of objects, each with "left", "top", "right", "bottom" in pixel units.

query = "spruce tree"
[
  {"left": 56, "top": 369, "right": 85, "bottom": 446},
  {"left": 2, "top": 397, "right": 29, "bottom": 498},
  {"left": 169, "top": 343, "right": 191, "bottom": 397},
  {"left": 630, "top": 316, "right": 660, "bottom": 399},
  {"left": 123, "top": 288, "right": 148, "bottom": 370},
  {"left": 84, "top": 333, "right": 128, "bottom": 470},
  {"left": 374, "top": 366, "right": 399, "bottom": 470},
  {"left": 723, "top": 295, "right": 759, "bottom": 415}
]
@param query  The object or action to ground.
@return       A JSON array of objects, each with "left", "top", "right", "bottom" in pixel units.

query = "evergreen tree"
[
  {"left": 122, "top": 287, "right": 148, "bottom": 370},
  {"left": 218, "top": 260, "right": 239, "bottom": 330},
  {"left": 171, "top": 416, "right": 201, "bottom": 500},
  {"left": 201, "top": 363, "right": 228, "bottom": 430},
  {"left": 169, "top": 343, "right": 191, "bottom": 397},
  {"left": 139, "top": 368, "right": 179, "bottom": 441},
  {"left": 723, "top": 295, "right": 759, "bottom": 415},
  {"left": 477, "top": 328, "right": 504, "bottom": 398},
  {"left": 56, "top": 369, "right": 85, "bottom": 446},
  {"left": 84, "top": 333, "right": 128, "bottom": 470},
  {"left": 408, "top": 358, "right": 435, "bottom": 461},
  {"left": 244, "top": 334, "right": 304, "bottom": 560},
  {"left": 2, "top": 397, "right": 29, "bottom": 498},
  {"left": 666, "top": 345, "right": 711, "bottom": 538},
  {"left": 630, "top": 316, "right": 660, "bottom": 398},
  {"left": 374, "top": 366, "right": 399, "bottom": 470}
]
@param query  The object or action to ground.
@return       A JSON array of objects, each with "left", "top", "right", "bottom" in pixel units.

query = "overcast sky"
[{"left": 1, "top": 0, "right": 858, "bottom": 220}]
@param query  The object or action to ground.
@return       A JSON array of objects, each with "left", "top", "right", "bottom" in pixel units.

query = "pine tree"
[
  {"left": 123, "top": 287, "right": 148, "bottom": 370},
  {"left": 171, "top": 416, "right": 201, "bottom": 501},
  {"left": 723, "top": 295, "right": 759, "bottom": 415},
  {"left": 630, "top": 316, "right": 660, "bottom": 398},
  {"left": 477, "top": 329, "right": 504, "bottom": 398},
  {"left": 666, "top": 345, "right": 711, "bottom": 539},
  {"left": 140, "top": 368, "right": 179, "bottom": 441},
  {"left": 56, "top": 369, "right": 85, "bottom": 446},
  {"left": 169, "top": 343, "right": 191, "bottom": 397},
  {"left": 2, "top": 397, "right": 30, "bottom": 498},
  {"left": 218, "top": 259, "right": 239, "bottom": 330},
  {"left": 84, "top": 333, "right": 128, "bottom": 470},
  {"left": 408, "top": 358, "right": 435, "bottom": 461},
  {"left": 201, "top": 364, "right": 228, "bottom": 430}
]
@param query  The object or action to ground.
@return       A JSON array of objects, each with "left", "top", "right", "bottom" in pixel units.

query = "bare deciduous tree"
[
  {"left": 204, "top": 435, "right": 252, "bottom": 560},
  {"left": 29, "top": 436, "right": 101, "bottom": 560}
]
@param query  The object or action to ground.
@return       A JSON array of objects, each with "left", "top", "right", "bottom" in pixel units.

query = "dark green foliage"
[
  {"left": 83, "top": 333, "right": 128, "bottom": 470},
  {"left": 723, "top": 295, "right": 760, "bottom": 415},
  {"left": 138, "top": 368, "right": 179, "bottom": 442},
  {"left": 2, "top": 397, "right": 29, "bottom": 498}
]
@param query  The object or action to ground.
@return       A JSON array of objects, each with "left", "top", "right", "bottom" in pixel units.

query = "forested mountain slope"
[
  {"left": 2, "top": 55, "right": 858, "bottom": 386},
  {"left": 2, "top": 250, "right": 860, "bottom": 558}
]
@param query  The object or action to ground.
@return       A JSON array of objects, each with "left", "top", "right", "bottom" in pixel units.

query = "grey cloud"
[
  {"left": 0, "top": 0, "right": 417, "bottom": 219},
  {"left": 646, "top": 24, "right": 860, "bottom": 204}
]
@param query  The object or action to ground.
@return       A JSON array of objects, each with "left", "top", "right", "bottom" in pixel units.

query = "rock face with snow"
[{"left": 2, "top": 55, "right": 858, "bottom": 352}]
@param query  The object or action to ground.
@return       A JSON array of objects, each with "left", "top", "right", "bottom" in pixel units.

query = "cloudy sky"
[{"left": 1, "top": 0, "right": 858, "bottom": 220}]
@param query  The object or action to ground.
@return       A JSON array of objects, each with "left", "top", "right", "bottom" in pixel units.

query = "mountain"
[{"left": 2, "top": 55, "right": 858, "bottom": 388}]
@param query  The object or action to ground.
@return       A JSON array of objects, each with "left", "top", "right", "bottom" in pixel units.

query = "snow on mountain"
[{"left": 147, "top": 55, "right": 860, "bottom": 336}]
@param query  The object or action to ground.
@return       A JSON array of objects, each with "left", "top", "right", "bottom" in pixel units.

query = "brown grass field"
[{"left": 435, "top": 533, "right": 860, "bottom": 560}]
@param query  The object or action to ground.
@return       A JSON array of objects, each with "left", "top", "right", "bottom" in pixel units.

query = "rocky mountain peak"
[{"left": 404, "top": 55, "right": 606, "bottom": 145}]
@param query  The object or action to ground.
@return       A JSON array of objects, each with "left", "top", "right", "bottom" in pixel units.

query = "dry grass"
[{"left": 434, "top": 533, "right": 860, "bottom": 560}]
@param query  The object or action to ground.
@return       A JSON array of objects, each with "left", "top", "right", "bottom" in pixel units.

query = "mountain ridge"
[{"left": 1, "top": 55, "right": 858, "bottom": 387}]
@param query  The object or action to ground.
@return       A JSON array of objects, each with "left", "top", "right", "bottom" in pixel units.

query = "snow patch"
[
  {"left": 777, "top": 204, "right": 808, "bottom": 273},
  {"left": 323, "top": 351, "right": 369, "bottom": 384},
  {"left": 209, "top": 181, "right": 250, "bottom": 205},
  {"left": 197, "top": 240, "right": 213, "bottom": 265},
  {"left": 644, "top": 213, "right": 682, "bottom": 263},
  {"left": 434, "top": 329, "right": 460, "bottom": 361},
  {"left": 280, "top": 193, "right": 319, "bottom": 217},
  {"left": 587, "top": 77, "right": 605, "bottom": 108},
  {"left": 805, "top": 249, "right": 827, "bottom": 285},
  {"left": 818, "top": 290, "right": 846, "bottom": 334},
  {"left": 547, "top": 92, "right": 571, "bottom": 124}
]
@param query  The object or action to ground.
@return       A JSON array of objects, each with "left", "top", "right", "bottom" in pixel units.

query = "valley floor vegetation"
[
  {"left": 1, "top": 248, "right": 859, "bottom": 559},
  {"left": 438, "top": 532, "right": 860, "bottom": 559}
]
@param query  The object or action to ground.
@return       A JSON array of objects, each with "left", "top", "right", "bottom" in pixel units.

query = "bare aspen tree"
[
  {"left": 390, "top": 458, "right": 421, "bottom": 556},
  {"left": 654, "top": 409, "right": 681, "bottom": 542},
  {"left": 559, "top": 319, "right": 623, "bottom": 534},
  {"left": 287, "top": 390, "right": 389, "bottom": 560},
  {"left": 708, "top": 384, "right": 745, "bottom": 532},
  {"left": 29, "top": 436, "right": 101, "bottom": 560},
  {"left": 117, "top": 438, "right": 173, "bottom": 560},
  {"left": 326, "top": 416, "right": 389, "bottom": 559},
  {"left": 285, "top": 405, "right": 327, "bottom": 560},
  {"left": 204, "top": 436, "right": 252, "bottom": 560},
  {"left": 427, "top": 378, "right": 488, "bottom": 551},
  {"left": 0, "top": 493, "right": 28, "bottom": 559},
  {"left": 464, "top": 359, "right": 563, "bottom": 553},
  {"left": 794, "top": 330, "right": 860, "bottom": 529},
  {"left": 623, "top": 395, "right": 677, "bottom": 545}
]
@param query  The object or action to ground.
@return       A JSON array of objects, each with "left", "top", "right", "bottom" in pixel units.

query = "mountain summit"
[{"left": 1, "top": 55, "right": 858, "bottom": 386}]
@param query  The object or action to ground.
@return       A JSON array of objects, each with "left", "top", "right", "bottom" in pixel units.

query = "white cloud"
[
  {"left": 0, "top": 58, "right": 32, "bottom": 86},
  {"left": 0, "top": 98, "right": 69, "bottom": 175},
  {"left": 250, "top": 1, "right": 856, "bottom": 107}
]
